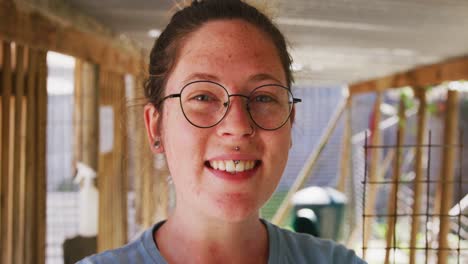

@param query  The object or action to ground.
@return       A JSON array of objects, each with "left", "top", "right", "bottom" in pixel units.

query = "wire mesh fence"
[{"left": 361, "top": 130, "right": 467, "bottom": 263}]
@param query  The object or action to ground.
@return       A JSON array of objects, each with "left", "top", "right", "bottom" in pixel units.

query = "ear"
[
  {"left": 290, "top": 106, "right": 296, "bottom": 124},
  {"left": 144, "top": 103, "right": 164, "bottom": 153},
  {"left": 289, "top": 106, "right": 295, "bottom": 149}
]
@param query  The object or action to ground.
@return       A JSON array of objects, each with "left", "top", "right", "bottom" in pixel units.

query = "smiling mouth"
[{"left": 205, "top": 160, "right": 261, "bottom": 173}]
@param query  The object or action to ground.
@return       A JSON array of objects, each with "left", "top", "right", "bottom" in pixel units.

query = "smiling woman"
[{"left": 78, "top": 1, "right": 365, "bottom": 263}]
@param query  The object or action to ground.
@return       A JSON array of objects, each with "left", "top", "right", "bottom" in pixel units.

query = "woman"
[{"left": 80, "top": 0, "right": 365, "bottom": 263}]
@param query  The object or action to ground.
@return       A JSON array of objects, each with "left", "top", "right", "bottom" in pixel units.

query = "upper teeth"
[{"left": 209, "top": 160, "right": 256, "bottom": 173}]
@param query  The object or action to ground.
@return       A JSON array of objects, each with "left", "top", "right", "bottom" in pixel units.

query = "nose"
[{"left": 216, "top": 95, "right": 254, "bottom": 138}]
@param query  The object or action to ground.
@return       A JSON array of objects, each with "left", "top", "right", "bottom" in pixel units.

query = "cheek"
[{"left": 160, "top": 106, "right": 208, "bottom": 181}]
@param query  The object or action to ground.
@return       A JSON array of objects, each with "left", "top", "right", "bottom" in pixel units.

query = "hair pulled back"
[{"left": 144, "top": 0, "right": 293, "bottom": 109}]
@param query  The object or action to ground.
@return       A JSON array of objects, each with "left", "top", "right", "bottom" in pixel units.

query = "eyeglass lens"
[{"left": 179, "top": 81, "right": 294, "bottom": 130}]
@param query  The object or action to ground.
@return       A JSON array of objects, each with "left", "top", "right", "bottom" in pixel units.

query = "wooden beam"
[
  {"left": 97, "top": 70, "right": 128, "bottom": 252},
  {"left": 350, "top": 56, "right": 468, "bottom": 95},
  {"left": 23, "top": 47, "right": 38, "bottom": 264},
  {"left": 80, "top": 61, "right": 99, "bottom": 171},
  {"left": 337, "top": 97, "right": 352, "bottom": 192},
  {"left": 362, "top": 92, "right": 383, "bottom": 259},
  {"left": 409, "top": 88, "right": 427, "bottom": 264},
  {"left": 437, "top": 90, "right": 459, "bottom": 264},
  {"left": 0, "top": 0, "right": 144, "bottom": 75},
  {"left": 384, "top": 95, "right": 407, "bottom": 264},
  {"left": 34, "top": 50, "right": 47, "bottom": 264},
  {"left": 12, "top": 44, "right": 25, "bottom": 264},
  {"left": 73, "top": 60, "right": 83, "bottom": 169},
  {"left": 1, "top": 39, "right": 13, "bottom": 264}
]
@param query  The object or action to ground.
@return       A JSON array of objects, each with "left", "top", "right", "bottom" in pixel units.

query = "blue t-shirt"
[{"left": 78, "top": 220, "right": 366, "bottom": 263}]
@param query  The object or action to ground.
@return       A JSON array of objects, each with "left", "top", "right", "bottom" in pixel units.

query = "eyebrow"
[
  {"left": 248, "top": 73, "right": 284, "bottom": 85},
  {"left": 183, "top": 72, "right": 284, "bottom": 86},
  {"left": 183, "top": 73, "right": 221, "bottom": 83}
]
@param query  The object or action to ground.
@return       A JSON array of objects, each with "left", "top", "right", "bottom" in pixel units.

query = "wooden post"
[
  {"left": 409, "top": 88, "right": 427, "bottom": 264},
  {"left": 111, "top": 72, "right": 128, "bottom": 246},
  {"left": 23, "top": 48, "right": 37, "bottom": 264},
  {"left": 436, "top": 90, "right": 459, "bottom": 264},
  {"left": 97, "top": 70, "right": 128, "bottom": 252},
  {"left": 1, "top": 40, "right": 13, "bottom": 264},
  {"left": 97, "top": 70, "right": 109, "bottom": 251},
  {"left": 337, "top": 97, "right": 352, "bottom": 192},
  {"left": 384, "top": 94, "right": 407, "bottom": 264},
  {"left": 73, "top": 59, "right": 83, "bottom": 169},
  {"left": 12, "top": 44, "right": 25, "bottom": 264},
  {"left": 362, "top": 91, "right": 383, "bottom": 258},
  {"left": 34, "top": 49, "right": 47, "bottom": 264},
  {"left": 80, "top": 61, "right": 99, "bottom": 171}
]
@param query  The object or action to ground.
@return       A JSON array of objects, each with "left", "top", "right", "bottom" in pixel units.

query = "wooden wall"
[
  {"left": 0, "top": 0, "right": 155, "bottom": 262},
  {"left": 0, "top": 41, "right": 47, "bottom": 264}
]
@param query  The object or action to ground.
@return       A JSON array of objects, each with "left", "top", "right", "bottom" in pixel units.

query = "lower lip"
[{"left": 207, "top": 165, "right": 259, "bottom": 182}]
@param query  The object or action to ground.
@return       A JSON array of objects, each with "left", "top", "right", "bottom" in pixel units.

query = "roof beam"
[
  {"left": 0, "top": 0, "right": 144, "bottom": 74},
  {"left": 349, "top": 55, "right": 468, "bottom": 94}
]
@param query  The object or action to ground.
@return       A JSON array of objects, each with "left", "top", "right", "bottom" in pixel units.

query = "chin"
[{"left": 210, "top": 193, "right": 262, "bottom": 222}]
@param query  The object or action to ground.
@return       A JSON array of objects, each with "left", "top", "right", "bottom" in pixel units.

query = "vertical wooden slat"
[
  {"left": 116, "top": 73, "right": 128, "bottom": 244},
  {"left": 23, "top": 48, "right": 38, "bottom": 264},
  {"left": 98, "top": 70, "right": 113, "bottom": 251},
  {"left": 362, "top": 92, "right": 383, "bottom": 258},
  {"left": 437, "top": 90, "right": 459, "bottom": 264},
  {"left": 18, "top": 63, "right": 28, "bottom": 264},
  {"left": 337, "top": 97, "right": 352, "bottom": 192},
  {"left": 127, "top": 75, "right": 143, "bottom": 226},
  {"left": 1, "top": 40, "right": 13, "bottom": 264},
  {"left": 73, "top": 59, "right": 83, "bottom": 169},
  {"left": 12, "top": 44, "right": 25, "bottom": 264},
  {"left": 81, "top": 61, "right": 99, "bottom": 171},
  {"left": 409, "top": 88, "right": 427, "bottom": 264},
  {"left": 384, "top": 95, "right": 407, "bottom": 264},
  {"left": 97, "top": 71, "right": 128, "bottom": 252},
  {"left": 35, "top": 50, "right": 48, "bottom": 264},
  {"left": 0, "top": 40, "right": 3, "bottom": 64}
]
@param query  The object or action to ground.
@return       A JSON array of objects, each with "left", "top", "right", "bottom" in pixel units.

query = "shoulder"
[
  {"left": 77, "top": 222, "right": 166, "bottom": 264},
  {"left": 263, "top": 220, "right": 366, "bottom": 264}
]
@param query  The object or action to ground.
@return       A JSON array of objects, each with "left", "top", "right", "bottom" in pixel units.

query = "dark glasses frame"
[{"left": 157, "top": 80, "right": 302, "bottom": 130}]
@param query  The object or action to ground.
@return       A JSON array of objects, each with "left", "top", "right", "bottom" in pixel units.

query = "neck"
[{"left": 155, "top": 207, "right": 269, "bottom": 264}]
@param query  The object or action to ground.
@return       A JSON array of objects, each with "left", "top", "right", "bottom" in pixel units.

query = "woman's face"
[{"left": 146, "top": 19, "right": 293, "bottom": 222}]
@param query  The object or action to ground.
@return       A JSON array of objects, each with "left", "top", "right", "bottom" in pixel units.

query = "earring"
[
  {"left": 166, "top": 175, "right": 173, "bottom": 185},
  {"left": 153, "top": 138, "right": 161, "bottom": 149}
]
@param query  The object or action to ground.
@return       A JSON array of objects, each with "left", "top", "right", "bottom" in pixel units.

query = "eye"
[
  {"left": 188, "top": 93, "right": 219, "bottom": 103},
  {"left": 193, "top": 94, "right": 213, "bottom": 101},
  {"left": 253, "top": 94, "right": 276, "bottom": 103}
]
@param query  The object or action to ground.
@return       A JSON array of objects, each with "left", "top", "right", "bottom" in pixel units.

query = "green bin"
[{"left": 291, "top": 186, "right": 347, "bottom": 241}]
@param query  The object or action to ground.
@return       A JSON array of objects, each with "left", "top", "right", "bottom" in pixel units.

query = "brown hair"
[{"left": 144, "top": 0, "right": 293, "bottom": 110}]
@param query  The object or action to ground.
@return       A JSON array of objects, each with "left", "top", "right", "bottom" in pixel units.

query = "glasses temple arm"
[{"left": 292, "top": 98, "right": 302, "bottom": 104}]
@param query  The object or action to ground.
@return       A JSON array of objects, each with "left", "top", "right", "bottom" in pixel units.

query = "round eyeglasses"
[{"left": 157, "top": 80, "right": 302, "bottom": 131}]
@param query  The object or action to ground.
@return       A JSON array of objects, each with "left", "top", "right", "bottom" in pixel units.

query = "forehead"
[{"left": 167, "top": 19, "right": 286, "bottom": 92}]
